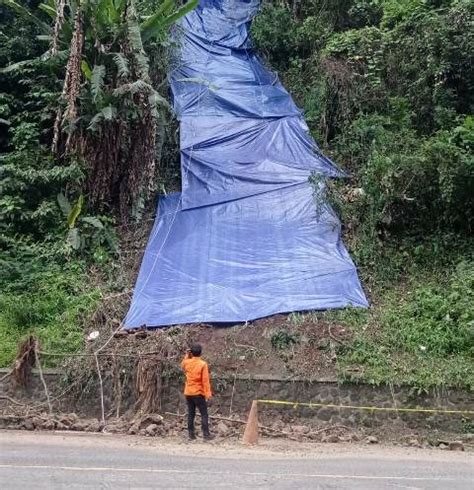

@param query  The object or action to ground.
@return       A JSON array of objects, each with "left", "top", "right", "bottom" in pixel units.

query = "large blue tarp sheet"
[{"left": 124, "top": 0, "right": 368, "bottom": 329}]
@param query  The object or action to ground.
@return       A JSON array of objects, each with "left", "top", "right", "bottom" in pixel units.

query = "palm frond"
[
  {"left": 141, "top": 0, "right": 198, "bottom": 42},
  {"left": 0, "top": 0, "right": 51, "bottom": 34},
  {"left": 0, "top": 59, "right": 36, "bottom": 74},
  {"left": 97, "top": 0, "right": 119, "bottom": 27},
  {"left": 140, "top": 0, "right": 175, "bottom": 42},
  {"left": 38, "top": 3, "right": 57, "bottom": 20},
  {"left": 112, "top": 79, "right": 153, "bottom": 97},
  {"left": 162, "top": 0, "right": 198, "bottom": 29}
]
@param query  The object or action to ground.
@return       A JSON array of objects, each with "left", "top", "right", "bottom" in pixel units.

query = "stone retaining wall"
[{"left": 1, "top": 369, "right": 472, "bottom": 432}]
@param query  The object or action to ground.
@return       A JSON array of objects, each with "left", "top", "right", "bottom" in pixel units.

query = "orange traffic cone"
[{"left": 242, "top": 400, "right": 259, "bottom": 445}]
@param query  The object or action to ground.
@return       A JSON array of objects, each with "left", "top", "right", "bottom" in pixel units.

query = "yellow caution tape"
[{"left": 256, "top": 399, "right": 474, "bottom": 415}]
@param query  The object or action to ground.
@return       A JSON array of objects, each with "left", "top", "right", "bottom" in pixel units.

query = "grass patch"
[
  {"left": 0, "top": 263, "right": 101, "bottom": 367},
  {"left": 330, "top": 260, "right": 474, "bottom": 390}
]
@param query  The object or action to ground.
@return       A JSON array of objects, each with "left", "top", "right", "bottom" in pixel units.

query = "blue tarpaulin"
[{"left": 123, "top": 0, "right": 368, "bottom": 329}]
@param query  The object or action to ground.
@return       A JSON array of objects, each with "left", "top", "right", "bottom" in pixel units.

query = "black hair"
[{"left": 190, "top": 343, "right": 202, "bottom": 356}]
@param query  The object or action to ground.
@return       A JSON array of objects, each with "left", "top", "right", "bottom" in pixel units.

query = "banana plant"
[
  {"left": 57, "top": 193, "right": 116, "bottom": 253},
  {"left": 1, "top": 0, "right": 198, "bottom": 220},
  {"left": 1, "top": 0, "right": 198, "bottom": 122}
]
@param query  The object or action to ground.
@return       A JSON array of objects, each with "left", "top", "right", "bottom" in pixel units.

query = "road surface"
[{"left": 0, "top": 430, "right": 472, "bottom": 489}]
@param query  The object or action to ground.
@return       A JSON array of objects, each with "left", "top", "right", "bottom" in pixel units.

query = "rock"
[
  {"left": 439, "top": 443, "right": 449, "bottom": 450},
  {"left": 350, "top": 432, "right": 361, "bottom": 442},
  {"left": 86, "top": 420, "right": 101, "bottom": 432},
  {"left": 336, "top": 432, "right": 359, "bottom": 443},
  {"left": 128, "top": 427, "right": 137, "bottom": 435},
  {"left": 321, "top": 434, "right": 340, "bottom": 443},
  {"left": 22, "top": 419, "right": 34, "bottom": 431},
  {"left": 104, "top": 423, "right": 120, "bottom": 434},
  {"left": 291, "top": 425, "right": 310, "bottom": 435},
  {"left": 365, "top": 435, "right": 379, "bottom": 444},
  {"left": 138, "top": 414, "right": 164, "bottom": 429},
  {"left": 55, "top": 422, "right": 68, "bottom": 431},
  {"left": 317, "top": 409, "right": 332, "bottom": 422},
  {"left": 408, "top": 438, "right": 422, "bottom": 448},
  {"left": 216, "top": 421, "right": 229, "bottom": 436},
  {"left": 113, "top": 419, "right": 130, "bottom": 433},
  {"left": 448, "top": 441, "right": 464, "bottom": 451},
  {"left": 145, "top": 423, "right": 159, "bottom": 436},
  {"left": 31, "top": 416, "right": 44, "bottom": 429},
  {"left": 42, "top": 419, "right": 56, "bottom": 431},
  {"left": 59, "top": 413, "right": 79, "bottom": 428},
  {"left": 71, "top": 420, "right": 89, "bottom": 432},
  {"left": 272, "top": 420, "right": 285, "bottom": 431}
]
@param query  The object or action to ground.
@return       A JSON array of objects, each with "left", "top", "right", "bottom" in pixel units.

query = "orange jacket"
[{"left": 181, "top": 355, "right": 212, "bottom": 399}]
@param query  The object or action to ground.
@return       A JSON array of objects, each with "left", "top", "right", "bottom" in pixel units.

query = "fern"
[
  {"left": 87, "top": 112, "right": 103, "bottom": 132},
  {"left": 0, "top": 59, "right": 37, "bottom": 74},
  {"left": 87, "top": 106, "right": 117, "bottom": 131},
  {"left": 91, "top": 65, "right": 106, "bottom": 104},
  {"left": 148, "top": 92, "right": 170, "bottom": 117},
  {"left": 113, "top": 53, "right": 130, "bottom": 79},
  {"left": 127, "top": 13, "right": 150, "bottom": 80},
  {"left": 113, "top": 80, "right": 153, "bottom": 97},
  {"left": 101, "top": 105, "right": 117, "bottom": 121},
  {"left": 130, "top": 79, "right": 151, "bottom": 94}
]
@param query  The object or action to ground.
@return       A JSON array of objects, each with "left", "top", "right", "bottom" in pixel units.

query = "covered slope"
[{"left": 124, "top": 0, "right": 368, "bottom": 328}]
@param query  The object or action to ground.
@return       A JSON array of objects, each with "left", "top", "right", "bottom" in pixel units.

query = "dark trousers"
[{"left": 186, "top": 395, "right": 209, "bottom": 437}]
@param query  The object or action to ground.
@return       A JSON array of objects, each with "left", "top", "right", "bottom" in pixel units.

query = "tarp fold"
[{"left": 124, "top": 0, "right": 368, "bottom": 329}]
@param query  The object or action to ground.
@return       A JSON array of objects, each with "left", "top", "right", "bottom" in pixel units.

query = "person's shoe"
[
  {"left": 188, "top": 433, "right": 196, "bottom": 441},
  {"left": 203, "top": 434, "right": 215, "bottom": 441}
]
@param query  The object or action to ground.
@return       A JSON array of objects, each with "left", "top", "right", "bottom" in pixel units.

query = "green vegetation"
[
  {"left": 0, "top": 263, "right": 100, "bottom": 366},
  {"left": 271, "top": 329, "right": 300, "bottom": 350},
  {"left": 0, "top": 0, "right": 195, "bottom": 364},
  {"left": 328, "top": 260, "right": 474, "bottom": 389},
  {"left": 0, "top": 0, "right": 472, "bottom": 389},
  {"left": 253, "top": 0, "right": 473, "bottom": 245},
  {"left": 253, "top": 0, "right": 473, "bottom": 389}
]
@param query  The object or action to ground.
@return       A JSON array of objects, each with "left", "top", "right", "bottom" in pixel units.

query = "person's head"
[{"left": 190, "top": 343, "right": 202, "bottom": 357}]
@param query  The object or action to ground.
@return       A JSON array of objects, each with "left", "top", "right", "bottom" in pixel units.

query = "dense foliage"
[
  {"left": 0, "top": 0, "right": 472, "bottom": 387},
  {"left": 253, "top": 0, "right": 474, "bottom": 248},
  {"left": 0, "top": 0, "right": 193, "bottom": 361},
  {"left": 331, "top": 259, "right": 474, "bottom": 389},
  {"left": 252, "top": 0, "right": 473, "bottom": 388}
]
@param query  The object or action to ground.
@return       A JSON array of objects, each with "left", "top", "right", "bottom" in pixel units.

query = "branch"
[{"left": 34, "top": 341, "right": 52, "bottom": 414}]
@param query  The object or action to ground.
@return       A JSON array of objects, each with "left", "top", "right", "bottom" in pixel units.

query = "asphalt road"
[{"left": 0, "top": 430, "right": 473, "bottom": 489}]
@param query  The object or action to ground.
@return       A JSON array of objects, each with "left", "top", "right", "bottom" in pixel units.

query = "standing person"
[{"left": 181, "top": 343, "right": 213, "bottom": 440}]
